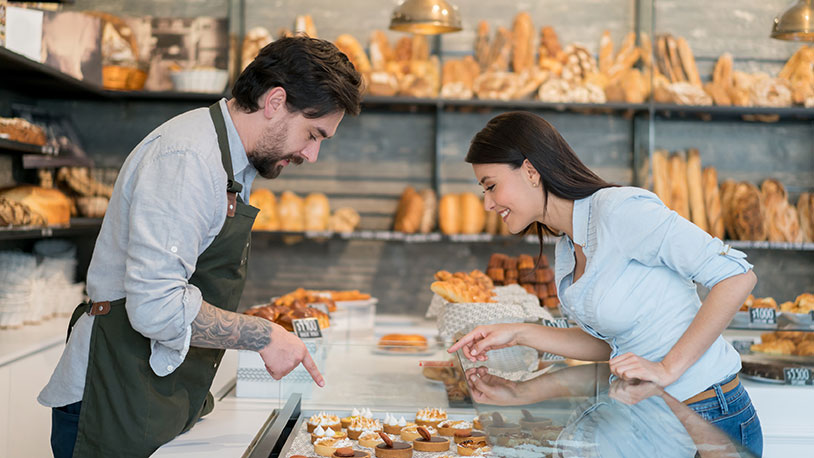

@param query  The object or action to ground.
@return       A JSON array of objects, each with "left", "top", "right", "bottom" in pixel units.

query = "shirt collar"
[
  {"left": 571, "top": 195, "right": 590, "bottom": 248},
  {"left": 218, "top": 98, "right": 252, "bottom": 178}
]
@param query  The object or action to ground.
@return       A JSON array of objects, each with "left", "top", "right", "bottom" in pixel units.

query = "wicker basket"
[{"left": 103, "top": 65, "right": 137, "bottom": 90}]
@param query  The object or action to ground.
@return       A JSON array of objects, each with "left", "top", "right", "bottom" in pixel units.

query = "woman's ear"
[{"left": 522, "top": 159, "right": 541, "bottom": 187}]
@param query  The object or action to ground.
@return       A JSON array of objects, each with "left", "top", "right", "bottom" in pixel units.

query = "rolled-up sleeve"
[
  {"left": 124, "top": 148, "right": 218, "bottom": 376},
  {"left": 605, "top": 189, "right": 752, "bottom": 289}
]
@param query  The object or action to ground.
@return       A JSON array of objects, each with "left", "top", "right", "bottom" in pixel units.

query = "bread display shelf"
[
  {"left": 0, "top": 138, "right": 57, "bottom": 155},
  {"left": 21, "top": 153, "right": 94, "bottom": 169},
  {"left": 0, "top": 217, "right": 101, "bottom": 241}
]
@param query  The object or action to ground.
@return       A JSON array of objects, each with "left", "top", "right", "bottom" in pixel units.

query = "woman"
[{"left": 448, "top": 112, "right": 762, "bottom": 456}]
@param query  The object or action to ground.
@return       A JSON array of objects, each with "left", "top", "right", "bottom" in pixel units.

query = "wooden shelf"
[{"left": 0, "top": 218, "right": 102, "bottom": 241}]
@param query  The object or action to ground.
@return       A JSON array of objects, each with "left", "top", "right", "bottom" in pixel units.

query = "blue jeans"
[
  {"left": 685, "top": 374, "right": 763, "bottom": 457},
  {"left": 51, "top": 401, "right": 82, "bottom": 458}
]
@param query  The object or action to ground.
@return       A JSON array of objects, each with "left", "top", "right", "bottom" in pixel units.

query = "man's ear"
[
  {"left": 262, "top": 87, "right": 287, "bottom": 119},
  {"left": 522, "top": 159, "right": 540, "bottom": 187}
]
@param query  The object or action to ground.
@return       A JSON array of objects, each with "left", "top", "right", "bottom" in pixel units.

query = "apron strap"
[{"left": 208, "top": 102, "right": 242, "bottom": 217}]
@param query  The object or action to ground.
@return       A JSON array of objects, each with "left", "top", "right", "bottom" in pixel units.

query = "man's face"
[{"left": 247, "top": 109, "right": 345, "bottom": 179}]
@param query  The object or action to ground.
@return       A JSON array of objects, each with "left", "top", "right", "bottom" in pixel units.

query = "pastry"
[
  {"left": 437, "top": 420, "right": 472, "bottom": 437},
  {"left": 315, "top": 437, "right": 355, "bottom": 457},
  {"left": 304, "top": 192, "right": 331, "bottom": 231},
  {"left": 250, "top": 189, "right": 279, "bottom": 231},
  {"left": 0, "top": 117, "right": 47, "bottom": 146},
  {"left": 474, "top": 71, "right": 520, "bottom": 101},
  {"left": 332, "top": 447, "right": 370, "bottom": 458},
  {"left": 686, "top": 149, "right": 708, "bottom": 232},
  {"left": 401, "top": 424, "right": 436, "bottom": 442},
  {"left": 438, "top": 193, "right": 460, "bottom": 235},
  {"left": 460, "top": 192, "right": 486, "bottom": 234},
  {"left": 335, "top": 34, "right": 371, "bottom": 74},
  {"left": 454, "top": 430, "right": 487, "bottom": 445},
  {"left": 412, "top": 426, "right": 449, "bottom": 452},
  {"left": 367, "top": 71, "right": 399, "bottom": 97},
  {"left": 378, "top": 334, "right": 427, "bottom": 352},
  {"left": 750, "top": 340, "right": 796, "bottom": 356},
  {"left": 278, "top": 191, "right": 305, "bottom": 231},
  {"left": 798, "top": 193, "right": 814, "bottom": 242},
  {"left": 418, "top": 189, "right": 437, "bottom": 234},
  {"left": 519, "top": 409, "right": 553, "bottom": 430},
  {"left": 348, "top": 417, "right": 382, "bottom": 440},
  {"left": 414, "top": 409, "right": 447, "bottom": 428},
  {"left": 474, "top": 21, "right": 491, "bottom": 71},
  {"left": 0, "top": 185, "right": 71, "bottom": 226},
  {"left": 732, "top": 182, "right": 767, "bottom": 241},
  {"left": 308, "top": 412, "right": 342, "bottom": 433},
  {"left": 457, "top": 440, "right": 491, "bottom": 456},
  {"left": 702, "top": 167, "right": 725, "bottom": 240},
  {"left": 293, "top": 14, "right": 317, "bottom": 38},
  {"left": 668, "top": 152, "right": 690, "bottom": 220},
  {"left": 472, "top": 414, "right": 490, "bottom": 431},
  {"left": 359, "top": 431, "right": 395, "bottom": 448},
  {"left": 676, "top": 37, "right": 701, "bottom": 87},
  {"left": 341, "top": 408, "right": 374, "bottom": 429},
  {"left": 535, "top": 268, "right": 554, "bottom": 283},
  {"left": 369, "top": 31, "right": 394, "bottom": 71},
  {"left": 598, "top": 30, "right": 614, "bottom": 76},
  {"left": 375, "top": 432, "right": 413, "bottom": 458},
  {"left": 329, "top": 207, "right": 360, "bottom": 234},
  {"left": 312, "top": 426, "right": 348, "bottom": 443},
  {"left": 382, "top": 414, "right": 412, "bottom": 435},
  {"left": 393, "top": 187, "right": 423, "bottom": 234},
  {"left": 486, "top": 27, "right": 512, "bottom": 72}
]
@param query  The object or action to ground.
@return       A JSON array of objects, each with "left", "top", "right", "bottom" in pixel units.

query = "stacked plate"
[
  {"left": 33, "top": 239, "right": 84, "bottom": 319},
  {"left": 0, "top": 251, "right": 36, "bottom": 328}
]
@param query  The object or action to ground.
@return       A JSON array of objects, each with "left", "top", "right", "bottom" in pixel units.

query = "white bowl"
[{"left": 170, "top": 69, "right": 229, "bottom": 94}]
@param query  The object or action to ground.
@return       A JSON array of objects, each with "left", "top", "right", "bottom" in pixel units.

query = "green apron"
[{"left": 66, "top": 103, "right": 259, "bottom": 457}]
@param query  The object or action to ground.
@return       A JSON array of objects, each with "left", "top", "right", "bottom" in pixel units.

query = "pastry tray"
[{"left": 279, "top": 410, "right": 480, "bottom": 458}]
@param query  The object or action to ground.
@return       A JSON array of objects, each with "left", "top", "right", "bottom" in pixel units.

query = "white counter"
[{"left": 0, "top": 316, "right": 67, "bottom": 367}]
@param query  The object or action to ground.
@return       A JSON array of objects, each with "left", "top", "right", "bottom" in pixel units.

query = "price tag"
[
  {"left": 292, "top": 317, "right": 322, "bottom": 339},
  {"left": 541, "top": 352, "right": 564, "bottom": 361},
  {"left": 783, "top": 367, "right": 813, "bottom": 386},
  {"left": 544, "top": 318, "right": 570, "bottom": 328},
  {"left": 748, "top": 307, "right": 776, "bottom": 325}
]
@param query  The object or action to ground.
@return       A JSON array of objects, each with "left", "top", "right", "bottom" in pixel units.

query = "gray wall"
[{"left": 12, "top": 0, "right": 812, "bottom": 313}]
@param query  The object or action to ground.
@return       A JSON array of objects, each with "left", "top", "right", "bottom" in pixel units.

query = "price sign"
[
  {"left": 544, "top": 318, "right": 570, "bottom": 328},
  {"left": 748, "top": 307, "right": 776, "bottom": 325},
  {"left": 292, "top": 317, "right": 322, "bottom": 339},
  {"left": 783, "top": 367, "right": 813, "bottom": 386},
  {"left": 541, "top": 352, "right": 564, "bottom": 361}
]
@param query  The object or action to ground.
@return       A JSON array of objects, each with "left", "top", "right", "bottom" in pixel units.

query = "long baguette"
[
  {"left": 702, "top": 167, "right": 725, "bottom": 240},
  {"left": 686, "top": 149, "right": 708, "bottom": 231},
  {"left": 652, "top": 149, "right": 671, "bottom": 208},
  {"left": 669, "top": 152, "right": 690, "bottom": 219}
]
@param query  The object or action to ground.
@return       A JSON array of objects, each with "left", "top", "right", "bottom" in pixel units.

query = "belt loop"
[{"left": 713, "top": 382, "right": 728, "bottom": 414}]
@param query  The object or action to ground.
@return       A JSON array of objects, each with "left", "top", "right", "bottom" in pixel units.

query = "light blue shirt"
[
  {"left": 555, "top": 187, "right": 751, "bottom": 401},
  {"left": 39, "top": 99, "right": 256, "bottom": 407}
]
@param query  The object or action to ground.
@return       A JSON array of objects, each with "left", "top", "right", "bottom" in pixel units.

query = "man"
[{"left": 38, "top": 36, "right": 362, "bottom": 458}]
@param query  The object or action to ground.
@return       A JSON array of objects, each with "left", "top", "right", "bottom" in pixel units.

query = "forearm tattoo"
[{"left": 190, "top": 301, "right": 272, "bottom": 351}]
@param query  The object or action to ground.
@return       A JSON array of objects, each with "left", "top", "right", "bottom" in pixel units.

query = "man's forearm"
[{"left": 190, "top": 300, "right": 273, "bottom": 351}]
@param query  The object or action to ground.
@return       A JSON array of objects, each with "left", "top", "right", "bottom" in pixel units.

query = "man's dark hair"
[{"left": 233, "top": 36, "right": 362, "bottom": 117}]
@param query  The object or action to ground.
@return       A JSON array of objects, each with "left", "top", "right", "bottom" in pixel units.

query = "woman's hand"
[
  {"left": 447, "top": 324, "right": 523, "bottom": 362},
  {"left": 465, "top": 366, "right": 524, "bottom": 405},
  {"left": 609, "top": 352, "right": 678, "bottom": 387}
]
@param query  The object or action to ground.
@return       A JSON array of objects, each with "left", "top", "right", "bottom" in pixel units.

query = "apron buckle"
[{"left": 87, "top": 300, "right": 112, "bottom": 316}]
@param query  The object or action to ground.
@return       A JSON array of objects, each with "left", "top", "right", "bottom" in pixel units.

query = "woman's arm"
[
  {"left": 449, "top": 323, "right": 611, "bottom": 362},
  {"left": 610, "top": 270, "right": 756, "bottom": 385}
]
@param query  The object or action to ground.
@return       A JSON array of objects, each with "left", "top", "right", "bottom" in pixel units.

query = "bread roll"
[
  {"left": 762, "top": 179, "right": 803, "bottom": 243},
  {"left": 798, "top": 193, "right": 814, "bottom": 242},
  {"left": 394, "top": 187, "right": 423, "bottom": 234},
  {"left": 668, "top": 152, "right": 690, "bottom": 219},
  {"left": 702, "top": 167, "right": 725, "bottom": 240},
  {"left": 335, "top": 34, "right": 371, "bottom": 73},
  {"left": 460, "top": 192, "right": 486, "bottom": 234},
  {"left": 484, "top": 208, "right": 500, "bottom": 235},
  {"left": 511, "top": 12, "right": 534, "bottom": 74},
  {"left": 418, "top": 189, "right": 437, "bottom": 234},
  {"left": 278, "top": 191, "right": 304, "bottom": 231},
  {"left": 329, "top": 207, "right": 360, "bottom": 233},
  {"left": 369, "top": 30, "right": 394, "bottom": 71},
  {"left": 651, "top": 149, "right": 671, "bottom": 207},
  {"left": 249, "top": 188, "right": 279, "bottom": 231},
  {"left": 0, "top": 185, "right": 71, "bottom": 226},
  {"left": 686, "top": 149, "right": 707, "bottom": 232},
  {"left": 304, "top": 192, "right": 331, "bottom": 231},
  {"left": 732, "top": 182, "right": 767, "bottom": 241},
  {"left": 439, "top": 193, "right": 460, "bottom": 235}
]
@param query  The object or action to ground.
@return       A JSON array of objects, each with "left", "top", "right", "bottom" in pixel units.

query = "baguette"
[
  {"left": 475, "top": 21, "right": 491, "bottom": 71},
  {"left": 676, "top": 37, "right": 702, "bottom": 87},
  {"left": 335, "top": 34, "right": 371, "bottom": 73},
  {"left": 732, "top": 182, "right": 767, "bottom": 241},
  {"left": 666, "top": 35, "right": 687, "bottom": 83},
  {"left": 439, "top": 193, "right": 460, "bottom": 235},
  {"left": 702, "top": 167, "right": 725, "bottom": 240},
  {"left": 651, "top": 149, "right": 671, "bottom": 207},
  {"left": 686, "top": 149, "right": 708, "bottom": 231},
  {"left": 798, "top": 193, "right": 814, "bottom": 242},
  {"left": 668, "top": 152, "right": 690, "bottom": 219},
  {"left": 598, "top": 30, "right": 614, "bottom": 76},
  {"left": 511, "top": 12, "right": 535, "bottom": 74}
]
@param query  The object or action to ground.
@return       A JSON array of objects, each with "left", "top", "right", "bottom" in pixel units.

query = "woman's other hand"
[{"left": 609, "top": 352, "right": 678, "bottom": 387}]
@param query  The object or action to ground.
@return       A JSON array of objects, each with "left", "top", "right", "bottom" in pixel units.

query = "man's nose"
[{"left": 301, "top": 142, "right": 320, "bottom": 163}]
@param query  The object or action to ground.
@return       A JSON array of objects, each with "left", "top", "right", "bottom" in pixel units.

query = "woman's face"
[{"left": 473, "top": 162, "right": 542, "bottom": 234}]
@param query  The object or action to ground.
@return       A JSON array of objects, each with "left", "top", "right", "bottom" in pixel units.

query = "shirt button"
[
  {"left": 170, "top": 246, "right": 178, "bottom": 253},
  {"left": 167, "top": 364, "right": 174, "bottom": 371},
  {"left": 213, "top": 362, "right": 218, "bottom": 369}
]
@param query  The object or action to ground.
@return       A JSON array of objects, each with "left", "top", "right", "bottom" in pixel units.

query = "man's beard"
[{"left": 247, "top": 123, "right": 304, "bottom": 179}]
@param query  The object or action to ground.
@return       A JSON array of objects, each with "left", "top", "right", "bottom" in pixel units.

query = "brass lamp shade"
[
  {"left": 771, "top": 0, "right": 814, "bottom": 41},
  {"left": 389, "top": 0, "right": 462, "bottom": 35}
]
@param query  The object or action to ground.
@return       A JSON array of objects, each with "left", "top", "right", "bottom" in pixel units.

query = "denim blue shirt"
[
  {"left": 39, "top": 99, "right": 256, "bottom": 407},
  {"left": 555, "top": 187, "right": 751, "bottom": 401}
]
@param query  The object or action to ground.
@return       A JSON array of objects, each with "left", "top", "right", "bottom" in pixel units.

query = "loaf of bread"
[
  {"left": 511, "top": 12, "right": 534, "bottom": 74},
  {"left": 394, "top": 186, "right": 423, "bottom": 234},
  {"left": 277, "top": 191, "right": 304, "bottom": 231},
  {"left": 241, "top": 27, "right": 273, "bottom": 71},
  {"left": 249, "top": 188, "right": 279, "bottom": 231},
  {"left": 304, "top": 192, "right": 331, "bottom": 231},
  {"left": 731, "top": 182, "right": 767, "bottom": 241},
  {"left": 598, "top": 30, "right": 614, "bottom": 76},
  {"left": 761, "top": 179, "right": 802, "bottom": 243},
  {"left": 418, "top": 189, "right": 437, "bottom": 234},
  {"left": 335, "top": 34, "right": 371, "bottom": 74},
  {"left": 294, "top": 14, "right": 317, "bottom": 38},
  {"left": 329, "top": 207, "right": 360, "bottom": 234},
  {"left": 668, "top": 153, "right": 690, "bottom": 219},
  {"left": 484, "top": 208, "right": 499, "bottom": 235},
  {"left": 369, "top": 30, "right": 394, "bottom": 71},
  {"left": 475, "top": 21, "right": 491, "bottom": 72},
  {"left": 438, "top": 193, "right": 460, "bottom": 235},
  {"left": 0, "top": 117, "right": 48, "bottom": 146},
  {"left": 487, "top": 26, "right": 512, "bottom": 72},
  {"left": 798, "top": 193, "right": 814, "bottom": 242},
  {"left": 0, "top": 185, "right": 71, "bottom": 226},
  {"left": 686, "top": 149, "right": 708, "bottom": 232},
  {"left": 459, "top": 192, "right": 486, "bottom": 234},
  {"left": 702, "top": 167, "right": 725, "bottom": 240},
  {"left": 651, "top": 149, "right": 671, "bottom": 207},
  {"left": 0, "top": 196, "right": 47, "bottom": 226}
]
